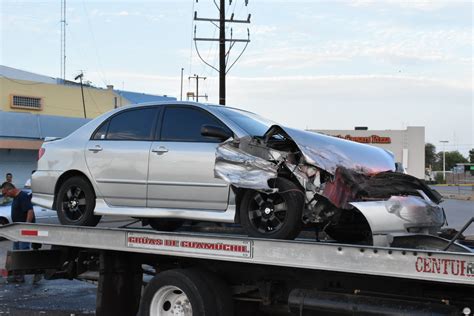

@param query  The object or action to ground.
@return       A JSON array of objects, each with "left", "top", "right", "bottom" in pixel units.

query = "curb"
[{"left": 440, "top": 193, "right": 473, "bottom": 201}]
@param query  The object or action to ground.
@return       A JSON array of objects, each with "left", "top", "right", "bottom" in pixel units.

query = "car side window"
[
  {"left": 105, "top": 108, "right": 157, "bottom": 141},
  {"left": 92, "top": 121, "right": 109, "bottom": 140},
  {"left": 161, "top": 107, "right": 230, "bottom": 142}
]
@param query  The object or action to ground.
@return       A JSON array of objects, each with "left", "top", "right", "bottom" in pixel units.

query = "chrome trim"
[
  {"left": 93, "top": 199, "right": 236, "bottom": 223},
  {"left": 147, "top": 181, "right": 228, "bottom": 187},
  {"left": 96, "top": 179, "right": 148, "bottom": 185}
]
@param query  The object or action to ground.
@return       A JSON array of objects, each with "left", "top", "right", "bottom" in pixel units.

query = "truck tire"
[
  {"left": 56, "top": 176, "right": 101, "bottom": 226},
  {"left": 240, "top": 177, "right": 304, "bottom": 240},
  {"left": 139, "top": 269, "right": 217, "bottom": 316},
  {"left": 148, "top": 219, "right": 184, "bottom": 232},
  {"left": 192, "top": 269, "right": 234, "bottom": 316}
]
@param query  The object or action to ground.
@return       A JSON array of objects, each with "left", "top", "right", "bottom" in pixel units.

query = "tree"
[
  {"left": 425, "top": 143, "right": 437, "bottom": 169},
  {"left": 436, "top": 150, "right": 468, "bottom": 171},
  {"left": 469, "top": 148, "right": 474, "bottom": 163}
]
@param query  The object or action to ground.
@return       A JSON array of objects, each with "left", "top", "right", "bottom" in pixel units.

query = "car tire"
[
  {"left": 240, "top": 177, "right": 304, "bottom": 240},
  {"left": 139, "top": 269, "right": 217, "bottom": 316},
  {"left": 56, "top": 176, "right": 101, "bottom": 226},
  {"left": 148, "top": 219, "right": 184, "bottom": 232}
]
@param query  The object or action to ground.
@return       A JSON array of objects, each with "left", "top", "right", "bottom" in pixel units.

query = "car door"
[
  {"left": 147, "top": 106, "right": 230, "bottom": 210},
  {"left": 85, "top": 107, "right": 159, "bottom": 207}
]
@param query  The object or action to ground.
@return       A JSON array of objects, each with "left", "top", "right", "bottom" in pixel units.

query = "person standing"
[
  {"left": 1, "top": 181, "right": 36, "bottom": 283},
  {"left": 5, "top": 173, "right": 13, "bottom": 184},
  {"left": 2, "top": 173, "right": 14, "bottom": 204}
]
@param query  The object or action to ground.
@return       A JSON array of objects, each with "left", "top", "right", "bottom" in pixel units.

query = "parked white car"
[{"left": 0, "top": 190, "right": 57, "bottom": 225}]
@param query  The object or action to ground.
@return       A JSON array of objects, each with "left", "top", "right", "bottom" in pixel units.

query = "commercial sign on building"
[{"left": 334, "top": 135, "right": 392, "bottom": 144}]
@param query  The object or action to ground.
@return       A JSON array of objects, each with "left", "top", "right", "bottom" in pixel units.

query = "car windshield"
[{"left": 216, "top": 107, "right": 274, "bottom": 137}]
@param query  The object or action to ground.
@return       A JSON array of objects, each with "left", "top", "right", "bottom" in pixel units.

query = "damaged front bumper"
[
  {"left": 214, "top": 124, "right": 445, "bottom": 241},
  {"left": 350, "top": 195, "right": 446, "bottom": 236}
]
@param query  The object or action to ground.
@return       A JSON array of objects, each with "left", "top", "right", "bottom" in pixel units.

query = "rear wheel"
[
  {"left": 240, "top": 177, "right": 304, "bottom": 240},
  {"left": 56, "top": 176, "right": 101, "bottom": 226}
]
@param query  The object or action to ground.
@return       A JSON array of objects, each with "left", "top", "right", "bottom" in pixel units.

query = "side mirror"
[{"left": 201, "top": 124, "right": 232, "bottom": 141}]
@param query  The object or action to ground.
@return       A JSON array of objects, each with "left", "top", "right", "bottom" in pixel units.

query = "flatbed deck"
[{"left": 1, "top": 223, "right": 473, "bottom": 286}]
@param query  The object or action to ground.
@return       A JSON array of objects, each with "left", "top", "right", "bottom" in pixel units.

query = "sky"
[{"left": 1, "top": 0, "right": 473, "bottom": 155}]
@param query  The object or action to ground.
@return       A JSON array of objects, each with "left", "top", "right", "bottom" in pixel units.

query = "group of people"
[{"left": 1, "top": 172, "right": 40, "bottom": 284}]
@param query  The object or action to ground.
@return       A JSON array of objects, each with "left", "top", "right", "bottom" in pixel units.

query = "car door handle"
[
  {"left": 88, "top": 145, "right": 103, "bottom": 152},
  {"left": 152, "top": 146, "right": 169, "bottom": 154}
]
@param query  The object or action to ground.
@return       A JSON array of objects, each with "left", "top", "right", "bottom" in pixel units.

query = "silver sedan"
[{"left": 32, "top": 101, "right": 445, "bottom": 241}]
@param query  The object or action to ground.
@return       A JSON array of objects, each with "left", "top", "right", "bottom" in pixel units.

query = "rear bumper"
[
  {"left": 32, "top": 193, "right": 55, "bottom": 210},
  {"left": 32, "top": 171, "right": 62, "bottom": 195}
]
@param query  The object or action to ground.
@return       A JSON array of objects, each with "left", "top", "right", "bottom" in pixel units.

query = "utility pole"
[
  {"left": 60, "top": 0, "right": 67, "bottom": 81},
  {"left": 440, "top": 140, "right": 449, "bottom": 182},
  {"left": 194, "top": 0, "right": 251, "bottom": 105},
  {"left": 75, "top": 72, "right": 87, "bottom": 118},
  {"left": 180, "top": 68, "right": 184, "bottom": 101},
  {"left": 219, "top": 0, "right": 226, "bottom": 105},
  {"left": 188, "top": 74, "right": 207, "bottom": 102}
]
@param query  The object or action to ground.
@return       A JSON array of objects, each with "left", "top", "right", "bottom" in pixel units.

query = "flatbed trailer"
[{"left": 1, "top": 223, "right": 473, "bottom": 316}]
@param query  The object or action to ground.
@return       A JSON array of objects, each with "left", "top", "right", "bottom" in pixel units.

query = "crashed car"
[{"left": 32, "top": 101, "right": 445, "bottom": 243}]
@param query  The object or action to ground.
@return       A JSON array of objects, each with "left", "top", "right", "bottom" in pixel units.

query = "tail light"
[{"left": 38, "top": 147, "right": 45, "bottom": 160}]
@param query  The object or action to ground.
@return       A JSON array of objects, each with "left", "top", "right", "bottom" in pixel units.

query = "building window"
[{"left": 10, "top": 95, "right": 42, "bottom": 110}]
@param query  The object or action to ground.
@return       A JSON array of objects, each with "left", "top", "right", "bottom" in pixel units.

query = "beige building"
[
  {"left": 308, "top": 127, "right": 425, "bottom": 179},
  {"left": 0, "top": 65, "right": 175, "bottom": 186}
]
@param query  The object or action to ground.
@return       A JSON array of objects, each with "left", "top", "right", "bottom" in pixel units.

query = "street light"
[{"left": 440, "top": 140, "right": 449, "bottom": 182}]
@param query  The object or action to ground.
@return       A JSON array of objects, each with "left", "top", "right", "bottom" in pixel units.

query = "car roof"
[{"left": 115, "top": 101, "right": 258, "bottom": 118}]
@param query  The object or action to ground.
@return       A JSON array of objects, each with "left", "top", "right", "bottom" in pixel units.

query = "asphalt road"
[
  {"left": 431, "top": 185, "right": 474, "bottom": 196},
  {"left": 0, "top": 201, "right": 473, "bottom": 315}
]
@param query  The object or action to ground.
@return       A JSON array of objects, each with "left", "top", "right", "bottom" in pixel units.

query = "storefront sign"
[{"left": 335, "top": 134, "right": 391, "bottom": 144}]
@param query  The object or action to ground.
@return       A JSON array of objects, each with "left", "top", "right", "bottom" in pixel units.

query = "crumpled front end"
[{"left": 214, "top": 124, "right": 445, "bottom": 241}]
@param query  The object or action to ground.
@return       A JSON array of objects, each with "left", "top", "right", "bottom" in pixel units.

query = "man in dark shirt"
[{"left": 1, "top": 182, "right": 36, "bottom": 283}]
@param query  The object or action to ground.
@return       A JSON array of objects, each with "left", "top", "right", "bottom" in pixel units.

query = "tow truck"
[{"left": 1, "top": 220, "right": 473, "bottom": 316}]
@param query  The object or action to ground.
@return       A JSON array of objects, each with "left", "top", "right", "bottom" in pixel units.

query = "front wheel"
[
  {"left": 240, "top": 177, "right": 304, "bottom": 240},
  {"left": 56, "top": 176, "right": 101, "bottom": 226}
]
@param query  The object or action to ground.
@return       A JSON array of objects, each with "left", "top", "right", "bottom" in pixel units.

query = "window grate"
[{"left": 11, "top": 95, "right": 42, "bottom": 110}]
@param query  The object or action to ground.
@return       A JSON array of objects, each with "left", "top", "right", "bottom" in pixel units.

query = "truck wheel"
[
  {"left": 56, "top": 176, "right": 101, "bottom": 226},
  {"left": 139, "top": 269, "right": 217, "bottom": 316},
  {"left": 240, "top": 177, "right": 304, "bottom": 240},
  {"left": 193, "top": 269, "right": 234, "bottom": 316},
  {"left": 148, "top": 219, "right": 184, "bottom": 232}
]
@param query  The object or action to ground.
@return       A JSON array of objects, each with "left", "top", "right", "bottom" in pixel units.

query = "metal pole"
[
  {"left": 440, "top": 141, "right": 449, "bottom": 182},
  {"left": 196, "top": 74, "right": 199, "bottom": 102},
  {"left": 180, "top": 68, "right": 184, "bottom": 101},
  {"left": 80, "top": 77, "right": 86, "bottom": 118},
  {"left": 219, "top": 0, "right": 226, "bottom": 105}
]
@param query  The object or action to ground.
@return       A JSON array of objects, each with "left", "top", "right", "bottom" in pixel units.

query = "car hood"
[{"left": 276, "top": 126, "right": 395, "bottom": 175}]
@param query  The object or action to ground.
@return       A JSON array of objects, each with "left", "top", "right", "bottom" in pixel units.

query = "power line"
[
  {"left": 194, "top": 0, "right": 251, "bottom": 105},
  {"left": 81, "top": 0, "right": 109, "bottom": 86}
]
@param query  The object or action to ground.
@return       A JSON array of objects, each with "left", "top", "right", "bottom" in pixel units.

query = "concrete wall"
[
  {"left": 0, "top": 149, "right": 37, "bottom": 188},
  {"left": 309, "top": 127, "right": 425, "bottom": 179},
  {"left": 0, "top": 78, "right": 131, "bottom": 119}
]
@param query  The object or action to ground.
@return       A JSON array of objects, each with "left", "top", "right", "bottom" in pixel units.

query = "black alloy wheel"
[
  {"left": 240, "top": 177, "right": 304, "bottom": 240},
  {"left": 248, "top": 192, "right": 287, "bottom": 234},
  {"left": 56, "top": 176, "right": 101, "bottom": 226},
  {"left": 62, "top": 186, "right": 86, "bottom": 221}
]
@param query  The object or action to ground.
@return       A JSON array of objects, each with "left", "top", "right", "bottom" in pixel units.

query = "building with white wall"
[{"left": 308, "top": 127, "right": 425, "bottom": 179}]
